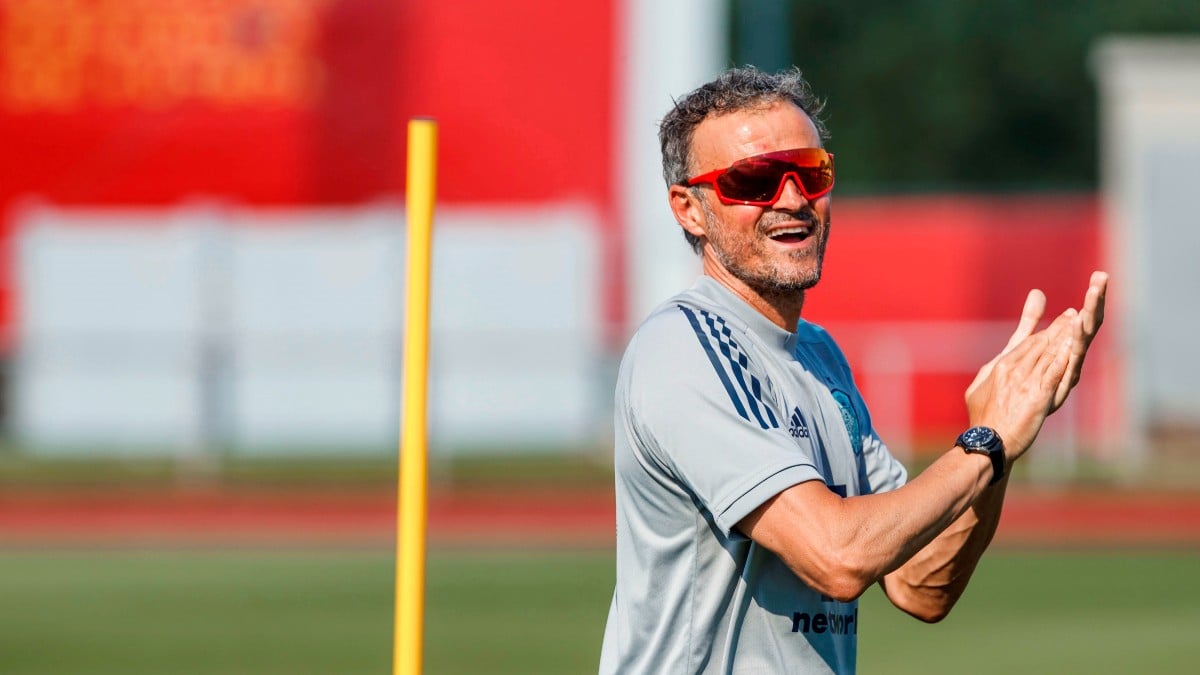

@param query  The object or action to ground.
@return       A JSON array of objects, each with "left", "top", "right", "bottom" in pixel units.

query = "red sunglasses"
[{"left": 685, "top": 148, "right": 835, "bottom": 206}]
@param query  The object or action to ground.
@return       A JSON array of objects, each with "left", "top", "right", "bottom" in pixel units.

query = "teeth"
[{"left": 769, "top": 226, "right": 810, "bottom": 238}]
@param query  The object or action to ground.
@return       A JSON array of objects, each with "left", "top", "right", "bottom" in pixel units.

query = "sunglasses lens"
[
  {"left": 716, "top": 150, "right": 833, "bottom": 204},
  {"left": 716, "top": 159, "right": 784, "bottom": 203},
  {"left": 799, "top": 163, "right": 834, "bottom": 196}
]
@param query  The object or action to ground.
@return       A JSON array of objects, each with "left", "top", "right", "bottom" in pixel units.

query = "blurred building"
[
  {"left": 1094, "top": 37, "right": 1200, "bottom": 461},
  {"left": 1, "top": 2, "right": 1190, "bottom": 474},
  {"left": 0, "top": 0, "right": 718, "bottom": 456}
]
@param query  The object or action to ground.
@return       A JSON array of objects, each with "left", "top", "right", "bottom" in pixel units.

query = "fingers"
[
  {"left": 1080, "top": 271, "right": 1108, "bottom": 339},
  {"left": 1003, "top": 289, "right": 1047, "bottom": 353},
  {"left": 966, "top": 309, "right": 1074, "bottom": 451},
  {"left": 1053, "top": 314, "right": 1085, "bottom": 406},
  {"left": 1047, "top": 334, "right": 1075, "bottom": 394},
  {"left": 969, "top": 274, "right": 1109, "bottom": 413},
  {"left": 1051, "top": 271, "right": 1109, "bottom": 409},
  {"left": 1041, "top": 312, "right": 1077, "bottom": 392},
  {"left": 970, "top": 288, "right": 1048, "bottom": 401},
  {"left": 998, "top": 308, "right": 1074, "bottom": 397},
  {"left": 1001, "top": 303, "right": 1062, "bottom": 364}
]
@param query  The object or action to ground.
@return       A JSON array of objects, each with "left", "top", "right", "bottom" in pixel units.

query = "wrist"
[{"left": 955, "top": 426, "right": 1006, "bottom": 486}]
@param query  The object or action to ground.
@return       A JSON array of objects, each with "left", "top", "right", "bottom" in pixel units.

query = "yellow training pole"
[{"left": 395, "top": 118, "right": 437, "bottom": 675}]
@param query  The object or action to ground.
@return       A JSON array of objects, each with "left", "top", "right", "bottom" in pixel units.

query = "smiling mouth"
[{"left": 766, "top": 224, "right": 813, "bottom": 244}]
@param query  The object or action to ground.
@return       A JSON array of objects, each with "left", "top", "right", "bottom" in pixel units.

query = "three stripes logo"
[
  {"left": 679, "top": 305, "right": 779, "bottom": 430},
  {"left": 789, "top": 407, "right": 810, "bottom": 439}
]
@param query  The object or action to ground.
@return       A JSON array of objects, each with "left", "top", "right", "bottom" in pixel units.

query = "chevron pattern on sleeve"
[{"left": 678, "top": 305, "right": 779, "bottom": 430}]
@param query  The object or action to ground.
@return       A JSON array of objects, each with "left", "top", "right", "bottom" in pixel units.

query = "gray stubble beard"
[{"left": 703, "top": 199, "right": 830, "bottom": 296}]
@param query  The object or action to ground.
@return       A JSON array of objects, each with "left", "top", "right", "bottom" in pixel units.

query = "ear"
[{"left": 668, "top": 184, "right": 708, "bottom": 242}]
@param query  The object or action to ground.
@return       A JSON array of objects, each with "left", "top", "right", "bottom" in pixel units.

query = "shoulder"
[
  {"left": 619, "top": 294, "right": 780, "bottom": 423},
  {"left": 622, "top": 298, "right": 742, "bottom": 384},
  {"left": 795, "top": 318, "right": 839, "bottom": 351},
  {"left": 795, "top": 319, "right": 852, "bottom": 371}
]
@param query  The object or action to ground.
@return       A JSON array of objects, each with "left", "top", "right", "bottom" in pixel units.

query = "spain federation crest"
[{"left": 830, "top": 389, "right": 862, "bottom": 456}]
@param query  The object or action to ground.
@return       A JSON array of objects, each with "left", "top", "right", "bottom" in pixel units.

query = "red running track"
[{"left": 0, "top": 487, "right": 1197, "bottom": 549}]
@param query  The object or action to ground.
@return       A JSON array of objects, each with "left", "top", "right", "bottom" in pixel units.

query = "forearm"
[
  {"left": 740, "top": 445, "right": 994, "bottom": 602},
  {"left": 882, "top": 471, "right": 1009, "bottom": 622}
]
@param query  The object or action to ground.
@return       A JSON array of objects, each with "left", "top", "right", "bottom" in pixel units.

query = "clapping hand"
[{"left": 964, "top": 272, "right": 1108, "bottom": 461}]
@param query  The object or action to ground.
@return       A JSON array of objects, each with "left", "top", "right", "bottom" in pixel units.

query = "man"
[{"left": 599, "top": 66, "right": 1107, "bottom": 674}]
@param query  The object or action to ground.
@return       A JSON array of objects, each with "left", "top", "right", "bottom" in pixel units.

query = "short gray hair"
[{"left": 659, "top": 66, "right": 828, "bottom": 252}]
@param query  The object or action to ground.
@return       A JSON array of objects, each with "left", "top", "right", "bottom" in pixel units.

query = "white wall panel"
[
  {"left": 12, "top": 203, "right": 605, "bottom": 455},
  {"left": 13, "top": 205, "right": 211, "bottom": 449}
]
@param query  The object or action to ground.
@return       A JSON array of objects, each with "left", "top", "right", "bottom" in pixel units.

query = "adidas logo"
[{"left": 789, "top": 407, "right": 810, "bottom": 439}]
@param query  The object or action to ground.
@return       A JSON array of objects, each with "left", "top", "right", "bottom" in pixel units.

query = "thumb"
[{"left": 1002, "top": 289, "right": 1046, "bottom": 354}]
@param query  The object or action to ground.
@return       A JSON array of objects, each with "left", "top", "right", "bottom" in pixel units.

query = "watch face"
[{"left": 961, "top": 426, "right": 997, "bottom": 448}]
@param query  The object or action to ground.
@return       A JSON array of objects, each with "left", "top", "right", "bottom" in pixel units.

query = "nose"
[{"left": 771, "top": 174, "right": 809, "bottom": 210}]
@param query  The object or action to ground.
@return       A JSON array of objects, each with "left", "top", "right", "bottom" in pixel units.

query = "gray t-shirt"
[{"left": 599, "top": 277, "right": 907, "bottom": 674}]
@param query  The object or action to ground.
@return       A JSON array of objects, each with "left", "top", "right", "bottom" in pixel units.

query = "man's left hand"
[{"left": 1051, "top": 270, "right": 1107, "bottom": 412}]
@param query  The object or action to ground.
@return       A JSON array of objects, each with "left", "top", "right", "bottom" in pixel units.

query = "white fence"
[{"left": 11, "top": 201, "right": 608, "bottom": 456}]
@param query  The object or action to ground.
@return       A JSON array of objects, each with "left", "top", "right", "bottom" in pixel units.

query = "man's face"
[{"left": 685, "top": 101, "right": 831, "bottom": 295}]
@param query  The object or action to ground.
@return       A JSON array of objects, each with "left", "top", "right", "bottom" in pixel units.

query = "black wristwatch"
[{"left": 955, "top": 426, "right": 1006, "bottom": 486}]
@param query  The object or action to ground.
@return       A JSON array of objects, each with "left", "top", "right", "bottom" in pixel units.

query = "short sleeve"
[
  {"left": 859, "top": 426, "right": 907, "bottom": 493},
  {"left": 832, "top": 359, "right": 907, "bottom": 494},
  {"left": 808, "top": 325, "right": 908, "bottom": 494},
  {"left": 621, "top": 305, "right": 822, "bottom": 534}
]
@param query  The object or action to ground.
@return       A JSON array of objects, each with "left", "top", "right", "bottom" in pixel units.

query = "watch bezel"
[
  {"left": 956, "top": 426, "right": 1005, "bottom": 485},
  {"left": 959, "top": 426, "right": 999, "bottom": 449}
]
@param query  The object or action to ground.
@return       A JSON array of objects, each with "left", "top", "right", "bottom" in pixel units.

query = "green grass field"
[{"left": 0, "top": 548, "right": 1196, "bottom": 674}]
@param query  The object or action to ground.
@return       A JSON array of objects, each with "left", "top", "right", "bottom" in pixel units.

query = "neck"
[{"left": 702, "top": 258, "right": 805, "bottom": 330}]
